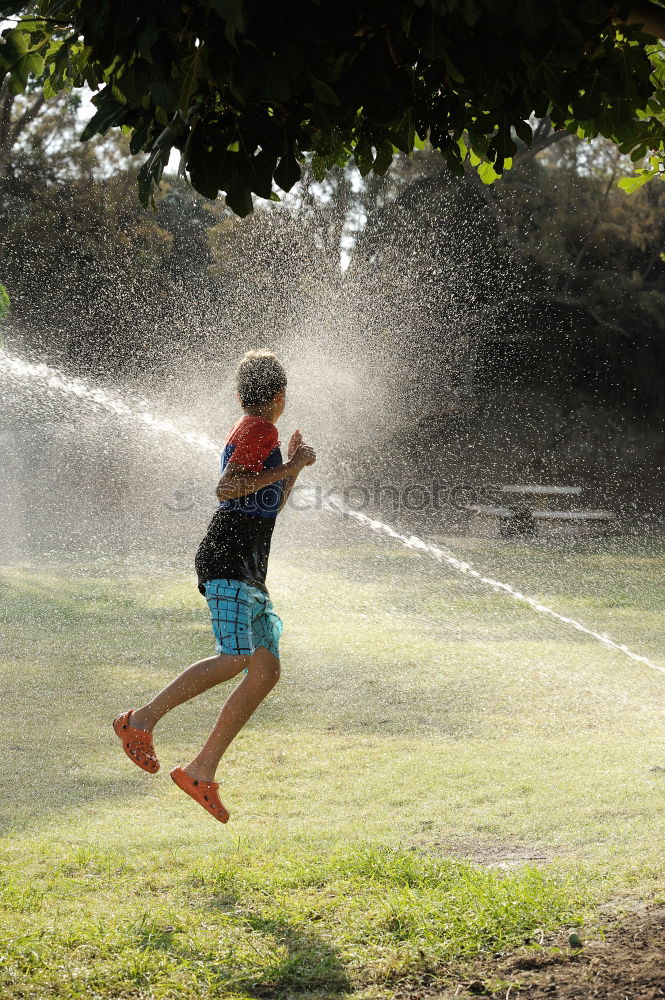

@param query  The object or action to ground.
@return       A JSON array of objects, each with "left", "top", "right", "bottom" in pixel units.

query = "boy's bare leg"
[
  {"left": 183, "top": 646, "right": 280, "bottom": 782},
  {"left": 129, "top": 653, "right": 250, "bottom": 732}
]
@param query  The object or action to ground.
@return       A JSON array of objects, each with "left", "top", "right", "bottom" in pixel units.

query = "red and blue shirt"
[
  {"left": 219, "top": 415, "right": 284, "bottom": 518},
  {"left": 195, "top": 415, "right": 284, "bottom": 594}
]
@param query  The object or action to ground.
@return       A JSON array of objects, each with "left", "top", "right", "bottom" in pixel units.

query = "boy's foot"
[
  {"left": 112, "top": 709, "right": 160, "bottom": 773},
  {"left": 170, "top": 766, "right": 230, "bottom": 823}
]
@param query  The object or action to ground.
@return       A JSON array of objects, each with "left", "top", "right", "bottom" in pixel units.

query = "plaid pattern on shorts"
[{"left": 204, "top": 578, "right": 282, "bottom": 661}]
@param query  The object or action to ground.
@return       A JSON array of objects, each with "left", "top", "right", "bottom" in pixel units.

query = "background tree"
[
  {"left": 2, "top": 99, "right": 663, "bottom": 414},
  {"left": 0, "top": 282, "right": 9, "bottom": 345},
  {"left": 2, "top": 1, "right": 665, "bottom": 216}
]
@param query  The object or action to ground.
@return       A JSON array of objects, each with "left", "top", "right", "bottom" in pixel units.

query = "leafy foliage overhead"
[{"left": 1, "top": 1, "right": 665, "bottom": 213}]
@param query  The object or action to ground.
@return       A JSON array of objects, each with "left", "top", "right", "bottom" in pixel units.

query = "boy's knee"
[
  {"left": 209, "top": 653, "right": 251, "bottom": 678},
  {"left": 250, "top": 654, "right": 280, "bottom": 687},
  {"left": 263, "top": 660, "right": 281, "bottom": 687}
]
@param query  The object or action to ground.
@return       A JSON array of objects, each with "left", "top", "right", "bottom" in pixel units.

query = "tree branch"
[
  {"left": 639, "top": 237, "right": 665, "bottom": 279},
  {"left": 562, "top": 154, "right": 619, "bottom": 295},
  {"left": 464, "top": 165, "right": 525, "bottom": 255},
  {"left": 0, "top": 80, "right": 15, "bottom": 180},
  {"left": 615, "top": 1, "right": 665, "bottom": 39},
  {"left": 532, "top": 117, "right": 551, "bottom": 145},
  {"left": 520, "top": 126, "right": 570, "bottom": 161},
  {"left": 546, "top": 293, "right": 626, "bottom": 334},
  {"left": 8, "top": 93, "right": 46, "bottom": 147},
  {"left": 0, "top": 79, "right": 13, "bottom": 145}
]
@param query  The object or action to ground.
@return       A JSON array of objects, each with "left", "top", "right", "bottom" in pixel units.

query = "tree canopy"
[
  {"left": 1, "top": 1, "right": 665, "bottom": 214},
  {"left": 0, "top": 80, "right": 663, "bottom": 411}
]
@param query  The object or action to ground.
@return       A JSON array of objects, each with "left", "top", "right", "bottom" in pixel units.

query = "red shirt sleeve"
[{"left": 227, "top": 419, "right": 278, "bottom": 472}]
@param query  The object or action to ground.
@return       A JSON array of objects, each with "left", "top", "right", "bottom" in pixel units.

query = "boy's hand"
[
  {"left": 287, "top": 429, "right": 302, "bottom": 460},
  {"left": 289, "top": 442, "right": 316, "bottom": 470}
]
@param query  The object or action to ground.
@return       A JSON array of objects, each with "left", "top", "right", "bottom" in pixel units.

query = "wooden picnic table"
[
  {"left": 498, "top": 484, "right": 582, "bottom": 511},
  {"left": 467, "top": 484, "right": 614, "bottom": 538},
  {"left": 499, "top": 486, "right": 583, "bottom": 493}
]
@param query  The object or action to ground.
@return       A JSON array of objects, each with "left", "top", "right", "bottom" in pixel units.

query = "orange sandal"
[
  {"left": 170, "top": 766, "right": 230, "bottom": 823},
  {"left": 112, "top": 709, "right": 160, "bottom": 774}
]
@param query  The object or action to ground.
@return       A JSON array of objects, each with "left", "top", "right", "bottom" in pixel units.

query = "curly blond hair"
[{"left": 235, "top": 350, "right": 287, "bottom": 407}]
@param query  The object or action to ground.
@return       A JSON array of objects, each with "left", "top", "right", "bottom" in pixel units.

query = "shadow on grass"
[{"left": 132, "top": 900, "right": 352, "bottom": 998}]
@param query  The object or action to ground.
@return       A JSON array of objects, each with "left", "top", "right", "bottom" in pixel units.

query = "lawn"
[{"left": 1, "top": 525, "right": 664, "bottom": 998}]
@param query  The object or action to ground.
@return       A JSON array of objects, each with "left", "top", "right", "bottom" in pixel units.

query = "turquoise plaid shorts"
[{"left": 204, "top": 578, "right": 283, "bottom": 665}]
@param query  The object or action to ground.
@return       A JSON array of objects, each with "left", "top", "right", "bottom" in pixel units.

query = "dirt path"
[{"left": 401, "top": 900, "right": 665, "bottom": 999}]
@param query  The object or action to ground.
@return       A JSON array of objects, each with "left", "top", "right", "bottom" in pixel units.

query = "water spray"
[
  {"left": 0, "top": 350, "right": 219, "bottom": 456},
  {"left": 1, "top": 348, "right": 662, "bottom": 677},
  {"left": 316, "top": 491, "right": 665, "bottom": 676}
]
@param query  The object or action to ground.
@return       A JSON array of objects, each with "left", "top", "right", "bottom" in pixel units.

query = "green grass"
[
  {"left": 1, "top": 530, "right": 665, "bottom": 997},
  {"left": 0, "top": 842, "right": 584, "bottom": 1000}
]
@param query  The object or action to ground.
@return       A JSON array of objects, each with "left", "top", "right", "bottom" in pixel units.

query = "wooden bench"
[
  {"left": 468, "top": 504, "right": 515, "bottom": 519},
  {"left": 499, "top": 484, "right": 582, "bottom": 511},
  {"left": 467, "top": 495, "right": 616, "bottom": 538},
  {"left": 467, "top": 504, "right": 537, "bottom": 537},
  {"left": 532, "top": 509, "right": 614, "bottom": 522}
]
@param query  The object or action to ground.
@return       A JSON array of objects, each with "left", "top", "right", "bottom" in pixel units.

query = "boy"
[{"left": 113, "top": 350, "right": 316, "bottom": 823}]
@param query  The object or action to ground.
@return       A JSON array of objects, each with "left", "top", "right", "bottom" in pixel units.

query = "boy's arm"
[
  {"left": 277, "top": 430, "right": 307, "bottom": 511},
  {"left": 216, "top": 440, "right": 315, "bottom": 502},
  {"left": 278, "top": 471, "right": 299, "bottom": 512}
]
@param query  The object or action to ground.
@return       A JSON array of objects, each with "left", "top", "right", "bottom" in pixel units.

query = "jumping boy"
[{"left": 113, "top": 350, "right": 316, "bottom": 823}]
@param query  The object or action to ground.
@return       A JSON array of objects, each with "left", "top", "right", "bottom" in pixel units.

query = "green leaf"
[
  {"left": 311, "top": 154, "right": 327, "bottom": 182},
  {"left": 477, "top": 160, "right": 500, "bottom": 184},
  {"left": 618, "top": 169, "right": 655, "bottom": 192},
  {"left": 0, "top": 28, "right": 47, "bottom": 94},
  {"left": 129, "top": 114, "right": 153, "bottom": 154},
  {"left": 149, "top": 76, "right": 180, "bottom": 112},
  {"left": 211, "top": 0, "right": 246, "bottom": 47},
  {"left": 274, "top": 152, "right": 301, "bottom": 191},
  {"left": 0, "top": 27, "right": 28, "bottom": 69},
  {"left": 514, "top": 118, "right": 532, "bottom": 146},
  {"left": 246, "top": 148, "right": 277, "bottom": 198},
  {"left": 490, "top": 121, "right": 517, "bottom": 159},
  {"left": 468, "top": 131, "right": 490, "bottom": 160},
  {"left": 80, "top": 89, "right": 127, "bottom": 140},
  {"left": 0, "top": 282, "right": 10, "bottom": 321},
  {"left": 514, "top": 0, "right": 552, "bottom": 36},
  {"left": 442, "top": 52, "right": 465, "bottom": 84},
  {"left": 462, "top": 0, "right": 481, "bottom": 27},
  {"left": 391, "top": 108, "right": 415, "bottom": 153},
  {"left": 225, "top": 183, "right": 253, "bottom": 216},
  {"left": 310, "top": 76, "right": 340, "bottom": 105},
  {"left": 137, "top": 159, "right": 156, "bottom": 207},
  {"left": 117, "top": 60, "right": 151, "bottom": 105},
  {"left": 23, "top": 51, "right": 44, "bottom": 77},
  {"left": 187, "top": 125, "right": 234, "bottom": 200},
  {"left": 43, "top": 74, "right": 59, "bottom": 100},
  {"left": 354, "top": 138, "right": 374, "bottom": 176},
  {"left": 372, "top": 139, "right": 393, "bottom": 175}
]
